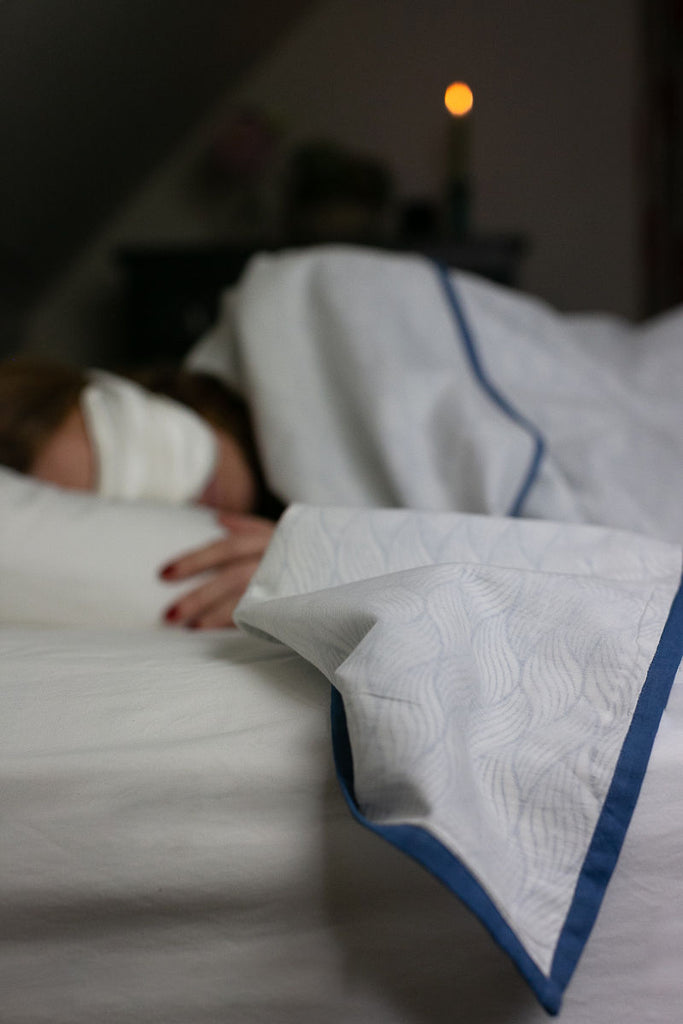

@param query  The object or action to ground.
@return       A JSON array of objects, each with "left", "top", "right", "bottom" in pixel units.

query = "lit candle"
[{"left": 444, "top": 81, "right": 473, "bottom": 238}]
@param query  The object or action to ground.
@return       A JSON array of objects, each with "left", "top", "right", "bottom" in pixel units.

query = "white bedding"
[
  {"left": 188, "top": 246, "right": 683, "bottom": 542},
  {"left": 3, "top": 246, "right": 682, "bottom": 1020},
  {"left": 2, "top": 623, "right": 682, "bottom": 1024},
  {"left": 236, "top": 504, "right": 683, "bottom": 1013},
  {"left": 185, "top": 245, "right": 683, "bottom": 1013}
]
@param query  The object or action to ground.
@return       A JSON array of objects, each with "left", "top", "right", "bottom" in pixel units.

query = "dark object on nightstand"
[
  {"left": 285, "top": 141, "right": 393, "bottom": 245},
  {"left": 116, "top": 245, "right": 258, "bottom": 366},
  {"left": 116, "top": 235, "right": 527, "bottom": 367}
]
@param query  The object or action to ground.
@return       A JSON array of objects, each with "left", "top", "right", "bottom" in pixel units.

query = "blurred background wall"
[
  {"left": 0, "top": 0, "right": 316, "bottom": 360},
  {"left": 0, "top": 0, "right": 662, "bottom": 367}
]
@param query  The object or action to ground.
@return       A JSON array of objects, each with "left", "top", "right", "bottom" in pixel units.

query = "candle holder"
[
  {"left": 443, "top": 82, "right": 474, "bottom": 240},
  {"left": 446, "top": 178, "right": 471, "bottom": 240}
]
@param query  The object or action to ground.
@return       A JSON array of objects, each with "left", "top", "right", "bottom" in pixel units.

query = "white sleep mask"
[{"left": 81, "top": 371, "right": 217, "bottom": 503}]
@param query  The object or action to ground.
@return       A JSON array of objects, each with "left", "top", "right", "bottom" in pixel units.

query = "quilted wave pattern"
[{"left": 236, "top": 506, "right": 683, "bottom": 1011}]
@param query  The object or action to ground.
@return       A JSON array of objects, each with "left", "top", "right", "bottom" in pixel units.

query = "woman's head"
[{"left": 0, "top": 358, "right": 274, "bottom": 516}]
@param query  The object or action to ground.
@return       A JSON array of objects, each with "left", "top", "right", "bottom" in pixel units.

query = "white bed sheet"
[{"left": 1, "top": 624, "right": 681, "bottom": 1023}]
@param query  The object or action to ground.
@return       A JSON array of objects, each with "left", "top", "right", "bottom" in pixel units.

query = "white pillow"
[{"left": 0, "top": 466, "right": 226, "bottom": 628}]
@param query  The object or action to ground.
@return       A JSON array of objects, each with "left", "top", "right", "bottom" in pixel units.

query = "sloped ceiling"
[{"left": 0, "top": 0, "right": 315, "bottom": 315}]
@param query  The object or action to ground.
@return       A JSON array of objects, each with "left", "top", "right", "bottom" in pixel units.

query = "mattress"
[{"left": 2, "top": 622, "right": 681, "bottom": 1023}]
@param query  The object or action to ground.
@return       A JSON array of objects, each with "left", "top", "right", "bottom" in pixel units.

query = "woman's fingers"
[
  {"left": 159, "top": 515, "right": 275, "bottom": 581},
  {"left": 164, "top": 557, "right": 259, "bottom": 629},
  {"left": 217, "top": 512, "right": 276, "bottom": 533},
  {"left": 160, "top": 513, "right": 277, "bottom": 630}
]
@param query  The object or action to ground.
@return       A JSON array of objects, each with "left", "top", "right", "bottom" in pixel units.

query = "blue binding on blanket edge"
[
  {"left": 434, "top": 262, "right": 545, "bottom": 518},
  {"left": 330, "top": 573, "right": 683, "bottom": 1015}
]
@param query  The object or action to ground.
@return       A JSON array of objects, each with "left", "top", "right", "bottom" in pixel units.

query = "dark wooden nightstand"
[{"left": 116, "top": 236, "right": 527, "bottom": 367}]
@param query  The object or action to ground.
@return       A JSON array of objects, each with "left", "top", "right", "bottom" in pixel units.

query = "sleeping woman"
[
  {"left": 3, "top": 248, "right": 682, "bottom": 630},
  {"left": 0, "top": 358, "right": 282, "bottom": 629}
]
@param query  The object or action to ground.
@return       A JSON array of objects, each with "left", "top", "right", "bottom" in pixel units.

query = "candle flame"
[{"left": 444, "top": 82, "right": 474, "bottom": 117}]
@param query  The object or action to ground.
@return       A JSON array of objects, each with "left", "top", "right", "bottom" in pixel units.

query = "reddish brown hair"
[{"left": 0, "top": 358, "right": 88, "bottom": 473}]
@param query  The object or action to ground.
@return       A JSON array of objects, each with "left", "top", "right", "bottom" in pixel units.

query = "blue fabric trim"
[
  {"left": 330, "top": 687, "right": 564, "bottom": 1016},
  {"left": 433, "top": 263, "right": 545, "bottom": 517},
  {"left": 551, "top": 572, "right": 683, "bottom": 988},
  {"left": 330, "top": 574, "right": 683, "bottom": 1014}
]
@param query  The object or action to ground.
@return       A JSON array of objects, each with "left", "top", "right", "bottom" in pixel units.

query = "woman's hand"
[{"left": 160, "top": 513, "right": 276, "bottom": 629}]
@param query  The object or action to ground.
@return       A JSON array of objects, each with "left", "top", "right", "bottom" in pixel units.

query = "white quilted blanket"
[
  {"left": 189, "top": 247, "right": 683, "bottom": 1012},
  {"left": 236, "top": 506, "right": 682, "bottom": 1013}
]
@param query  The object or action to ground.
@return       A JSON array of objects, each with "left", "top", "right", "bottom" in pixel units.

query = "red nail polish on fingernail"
[
  {"left": 160, "top": 564, "right": 175, "bottom": 579},
  {"left": 165, "top": 606, "right": 180, "bottom": 622}
]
